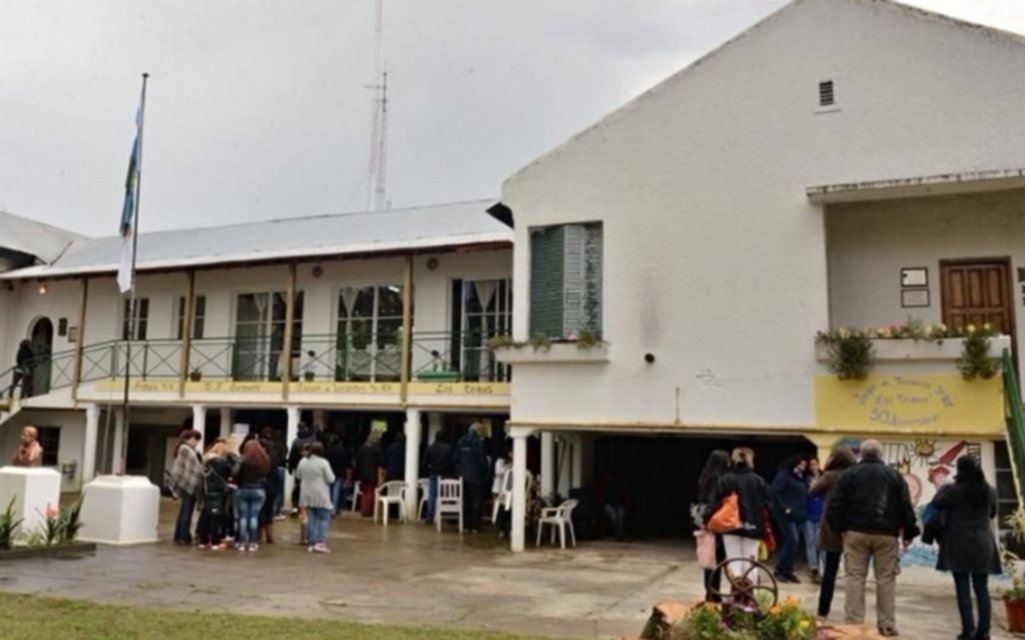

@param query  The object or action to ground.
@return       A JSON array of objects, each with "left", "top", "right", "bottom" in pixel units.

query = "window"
[
  {"left": 336, "top": 285, "right": 408, "bottom": 381},
  {"left": 175, "top": 295, "right": 207, "bottom": 340},
  {"left": 995, "top": 441, "right": 1022, "bottom": 552},
  {"left": 529, "top": 223, "right": 602, "bottom": 339},
  {"left": 818, "top": 80, "right": 835, "bottom": 107},
  {"left": 232, "top": 292, "right": 304, "bottom": 381},
  {"left": 449, "top": 279, "right": 512, "bottom": 381},
  {"left": 122, "top": 298, "right": 150, "bottom": 340},
  {"left": 36, "top": 426, "right": 60, "bottom": 467}
]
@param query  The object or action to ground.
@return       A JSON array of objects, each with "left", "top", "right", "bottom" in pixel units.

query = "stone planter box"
[
  {"left": 494, "top": 342, "right": 610, "bottom": 364},
  {"left": 0, "top": 541, "right": 97, "bottom": 561},
  {"left": 816, "top": 335, "right": 1011, "bottom": 362}
]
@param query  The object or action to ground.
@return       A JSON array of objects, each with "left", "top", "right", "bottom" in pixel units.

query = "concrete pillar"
[
  {"left": 219, "top": 407, "right": 232, "bottom": 439},
  {"left": 192, "top": 405, "right": 207, "bottom": 452},
  {"left": 112, "top": 411, "right": 126, "bottom": 475},
  {"left": 556, "top": 436, "right": 573, "bottom": 497},
  {"left": 83, "top": 404, "right": 99, "bottom": 483},
  {"left": 571, "top": 434, "right": 583, "bottom": 490},
  {"left": 510, "top": 426, "right": 532, "bottom": 553},
  {"left": 540, "top": 431, "right": 554, "bottom": 499},
  {"left": 427, "top": 412, "right": 443, "bottom": 444},
  {"left": 312, "top": 409, "right": 328, "bottom": 430},
  {"left": 285, "top": 405, "right": 301, "bottom": 505},
  {"left": 403, "top": 407, "right": 422, "bottom": 519}
]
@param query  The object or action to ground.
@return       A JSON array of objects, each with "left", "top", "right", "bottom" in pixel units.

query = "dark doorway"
[
  {"left": 29, "top": 317, "right": 53, "bottom": 396},
  {"left": 594, "top": 434, "right": 816, "bottom": 539}
]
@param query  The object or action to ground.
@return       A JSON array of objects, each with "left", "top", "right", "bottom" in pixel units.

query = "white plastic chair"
[
  {"left": 435, "top": 477, "right": 463, "bottom": 533},
  {"left": 491, "top": 468, "right": 534, "bottom": 523},
  {"left": 374, "top": 480, "right": 408, "bottom": 526},
  {"left": 346, "top": 481, "right": 362, "bottom": 513},
  {"left": 536, "top": 498, "right": 578, "bottom": 549},
  {"left": 417, "top": 478, "right": 431, "bottom": 521}
]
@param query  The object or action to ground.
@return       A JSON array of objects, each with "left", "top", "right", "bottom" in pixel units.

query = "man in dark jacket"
[
  {"left": 424, "top": 432, "right": 453, "bottom": 522},
  {"left": 455, "top": 423, "right": 489, "bottom": 532},
  {"left": 826, "top": 439, "right": 919, "bottom": 637},
  {"left": 385, "top": 432, "right": 406, "bottom": 482},
  {"left": 287, "top": 423, "right": 316, "bottom": 515},
  {"left": 770, "top": 456, "right": 809, "bottom": 584},
  {"left": 355, "top": 434, "right": 384, "bottom": 517},
  {"left": 325, "top": 435, "right": 353, "bottom": 516}
]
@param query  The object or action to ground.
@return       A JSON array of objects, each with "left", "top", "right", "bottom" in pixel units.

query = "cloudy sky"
[{"left": 1, "top": 1, "right": 1022, "bottom": 237}]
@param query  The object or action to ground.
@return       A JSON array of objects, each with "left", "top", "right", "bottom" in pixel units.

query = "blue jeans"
[
  {"left": 174, "top": 491, "right": 196, "bottom": 544},
  {"left": 306, "top": 507, "right": 331, "bottom": 546},
  {"left": 271, "top": 467, "right": 286, "bottom": 515},
  {"left": 236, "top": 487, "right": 265, "bottom": 545},
  {"left": 953, "top": 572, "right": 991, "bottom": 637},
  {"left": 802, "top": 520, "right": 820, "bottom": 569},
  {"left": 776, "top": 519, "right": 800, "bottom": 576},
  {"left": 817, "top": 550, "right": 842, "bottom": 616},
  {"left": 330, "top": 479, "right": 345, "bottom": 516},
  {"left": 425, "top": 475, "right": 439, "bottom": 522}
]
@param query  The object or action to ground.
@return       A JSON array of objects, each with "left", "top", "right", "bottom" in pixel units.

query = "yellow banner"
[
  {"left": 407, "top": 382, "right": 510, "bottom": 396},
  {"left": 814, "top": 375, "right": 1003, "bottom": 435},
  {"left": 96, "top": 379, "right": 178, "bottom": 393},
  {"left": 293, "top": 381, "right": 399, "bottom": 395}
]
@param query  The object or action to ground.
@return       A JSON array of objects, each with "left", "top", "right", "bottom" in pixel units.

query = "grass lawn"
[{"left": 0, "top": 593, "right": 557, "bottom": 640}]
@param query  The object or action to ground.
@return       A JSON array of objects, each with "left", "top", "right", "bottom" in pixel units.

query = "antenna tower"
[{"left": 367, "top": 0, "right": 389, "bottom": 211}]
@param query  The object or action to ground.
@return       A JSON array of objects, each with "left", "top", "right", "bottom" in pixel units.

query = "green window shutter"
[
  {"left": 582, "top": 223, "right": 602, "bottom": 332},
  {"left": 529, "top": 226, "right": 565, "bottom": 337}
]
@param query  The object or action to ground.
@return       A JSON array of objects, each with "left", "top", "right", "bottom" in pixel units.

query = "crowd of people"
[
  {"left": 697, "top": 440, "right": 1001, "bottom": 639},
  {"left": 167, "top": 420, "right": 513, "bottom": 554}
]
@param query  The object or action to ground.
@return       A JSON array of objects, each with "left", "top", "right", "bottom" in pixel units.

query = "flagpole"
[{"left": 120, "top": 72, "right": 149, "bottom": 475}]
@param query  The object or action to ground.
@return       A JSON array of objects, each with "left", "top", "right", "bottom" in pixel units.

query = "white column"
[
  {"left": 571, "top": 434, "right": 583, "bottom": 490},
  {"left": 556, "top": 437, "right": 572, "bottom": 497},
  {"left": 82, "top": 404, "right": 99, "bottom": 483},
  {"left": 312, "top": 409, "right": 328, "bottom": 430},
  {"left": 285, "top": 405, "right": 300, "bottom": 504},
  {"left": 112, "top": 411, "right": 126, "bottom": 475},
  {"left": 510, "top": 426, "right": 533, "bottom": 553},
  {"left": 540, "top": 431, "right": 554, "bottom": 498},
  {"left": 192, "top": 405, "right": 207, "bottom": 452},
  {"left": 219, "top": 407, "right": 232, "bottom": 439},
  {"left": 427, "top": 412, "right": 443, "bottom": 444},
  {"left": 403, "top": 407, "right": 422, "bottom": 519}
]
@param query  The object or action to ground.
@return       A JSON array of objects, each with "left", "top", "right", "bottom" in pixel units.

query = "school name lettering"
[{"left": 853, "top": 377, "right": 954, "bottom": 428}]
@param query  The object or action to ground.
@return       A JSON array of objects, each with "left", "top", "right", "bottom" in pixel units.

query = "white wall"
[{"left": 501, "top": 0, "right": 1025, "bottom": 429}]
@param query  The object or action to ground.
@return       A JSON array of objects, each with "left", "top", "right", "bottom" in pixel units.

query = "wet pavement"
[{"left": 0, "top": 500, "right": 1015, "bottom": 639}]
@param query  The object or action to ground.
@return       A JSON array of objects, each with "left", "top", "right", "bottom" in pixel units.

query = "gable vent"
[{"left": 819, "top": 80, "right": 835, "bottom": 107}]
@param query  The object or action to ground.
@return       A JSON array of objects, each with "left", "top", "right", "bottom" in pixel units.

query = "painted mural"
[{"left": 832, "top": 436, "right": 981, "bottom": 567}]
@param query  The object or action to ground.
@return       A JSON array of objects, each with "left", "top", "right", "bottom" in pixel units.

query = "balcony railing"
[{"left": 0, "top": 331, "right": 510, "bottom": 397}]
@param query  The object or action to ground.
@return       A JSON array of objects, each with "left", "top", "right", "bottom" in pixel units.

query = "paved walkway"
[{"left": 0, "top": 501, "right": 1015, "bottom": 638}]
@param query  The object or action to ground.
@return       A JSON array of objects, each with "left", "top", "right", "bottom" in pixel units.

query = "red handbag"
[{"left": 762, "top": 511, "right": 777, "bottom": 552}]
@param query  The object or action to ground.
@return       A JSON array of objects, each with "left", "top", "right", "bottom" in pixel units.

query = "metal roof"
[
  {"left": 1, "top": 199, "right": 510, "bottom": 280},
  {"left": 807, "top": 168, "right": 1025, "bottom": 204},
  {"left": 0, "top": 211, "right": 83, "bottom": 264}
]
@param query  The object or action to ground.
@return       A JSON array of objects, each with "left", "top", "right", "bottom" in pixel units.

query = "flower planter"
[
  {"left": 815, "top": 336, "right": 1011, "bottom": 363},
  {"left": 493, "top": 342, "right": 610, "bottom": 365},
  {"left": 0, "top": 541, "right": 96, "bottom": 561},
  {"left": 1006, "top": 598, "right": 1025, "bottom": 633}
]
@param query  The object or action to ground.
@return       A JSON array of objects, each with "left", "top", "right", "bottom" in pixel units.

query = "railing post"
[
  {"left": 142, "top": 342, "right": 149, "bottom": 381},
  {"left": 400, "top": 253, "right": 414, "bottom": 404},
  {"left": 179, "top": 270, "right": 195, "bottom": 398},
  {"left": 282, "top": 263, "right": 298, "bottom": 400},
  {"left": 71, "top": 278, "right": 89, "bottom": 402}
]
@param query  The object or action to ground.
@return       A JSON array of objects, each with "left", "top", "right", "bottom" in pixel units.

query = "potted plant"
[
  {"left": 189, "top": 368, "right": 202, "bottom": 382},
  {"left": 350, "top": 320, "right": 371, "bottom": 351},
  {"left": 1004, "top": 507, "right": 1025, "bottom": 632}
]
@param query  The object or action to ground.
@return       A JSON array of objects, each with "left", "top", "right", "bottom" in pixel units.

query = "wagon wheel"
[{"left": 706, "top": 558, "right": 778, "bottom": 609}]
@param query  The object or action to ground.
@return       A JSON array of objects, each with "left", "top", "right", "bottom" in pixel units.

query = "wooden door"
[{"left": 940, "top": 259, "right": 1015, "bottom": 336}]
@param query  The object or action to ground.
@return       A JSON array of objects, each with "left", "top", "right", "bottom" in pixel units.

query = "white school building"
[{"left": 3, "top": 0, "right": 1025, "bottom": 552}]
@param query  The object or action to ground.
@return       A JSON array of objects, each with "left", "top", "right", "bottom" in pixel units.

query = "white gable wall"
[{"left": 502, "top": 0, "right": 1025, "bottom": 428}]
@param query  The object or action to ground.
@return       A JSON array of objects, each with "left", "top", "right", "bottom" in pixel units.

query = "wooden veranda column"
[
  {"left": 281, "top": 263, "right": 297, "bottom": 400},
  {"left": 399, "top": 253, "right": 414, "bottom": 404},
  {"left": 70, "top": 278, "right": 89, "bottom": 402},
  {"left": 178, "top": 270, "right": 195, "bottom": 398}
]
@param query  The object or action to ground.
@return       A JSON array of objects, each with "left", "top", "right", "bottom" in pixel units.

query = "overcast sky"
[{"left": 1, "top": 1, "right": 1023, "bottom": 237}]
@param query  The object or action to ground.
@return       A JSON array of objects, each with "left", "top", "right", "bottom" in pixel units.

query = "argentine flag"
[{"left": 117, "top": 106, "right": 143, "bottom": 294}]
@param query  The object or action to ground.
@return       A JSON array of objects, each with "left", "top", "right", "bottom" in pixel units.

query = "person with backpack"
[
  {"left": 704, "top": 447, "right": 773, "bottom": 583},
  {"left": 197, "top": 441, "right": 236, "bottom": 550},
  {"left": 455, "top": 423, "right": 489, "bottom": 532}
]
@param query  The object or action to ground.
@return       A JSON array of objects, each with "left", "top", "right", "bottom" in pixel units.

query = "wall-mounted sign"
[
  {"left": 901, "top": 289, "right": 930, "bottom": 308},
  {"left": 901, "top": 267, "right": 928, "bottom": 288}
]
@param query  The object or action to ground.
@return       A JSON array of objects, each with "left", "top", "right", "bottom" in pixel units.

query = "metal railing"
[
  {"left": 298, "top": 333, "right": 402, "bottom": 383},
  {"left": 410, "top": 331, "right": 510, "bottom": 383}
]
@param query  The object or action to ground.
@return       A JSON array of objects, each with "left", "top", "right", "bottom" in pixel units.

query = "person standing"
[
  {"left": 771, "top": 455, "right": 809, "bottom": 584},
  {"left": 259, "top": 426, "right": 287, "bottom": 521},
  {"left": 826, "top": 439, "right": 919, "bottom": 637},
  {"left": 296, "top": 441, "right": 336, "bottom": 554},
  {"left": 803, "top": 457, "right": 824, "bottom": 584},
  {"left": 809, "top": 445, "right": 856, "bottom": 619},
  {"left": 456, "top": 423, "right": 489, "bottom": 532},
  {"left": 385, "top": 432, "right": 406, "bottom": 482},
  {"left": 704, "top": 448, "right": 773, "bottom": 583},
  {"left": 170, "top": 429, "right": 204, "bottom": 545},
  {"left": 287, "top": 423, "right": 316, "bottom": 515},
  {"left": 424, "top": 431, "right": 453, "bottom": 522},
  {"left": 325, "top": 434, "right": 352, "bottom": 516},
  {"left": 356, "top": 433, "right": 384, "bottom": 517},
  {"left": 8, "top": 340, "right": 34, "bottom": 400},
  {"left": 235, "top": 436, "right": 270, "bottom": 552},
  {"left": 932, "top": 456, "right": 1001, "bottom": 640},
  {"left": 697, "top": 449, "right": 730, "bottom": 602},
  {"left": 197, "top": 442, "right": 234, "bottom": 550}
]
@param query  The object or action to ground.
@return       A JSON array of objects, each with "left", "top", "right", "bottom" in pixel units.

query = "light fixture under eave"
[{"left": 37, "top": 283, "right": 48, "bottom": 295}]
